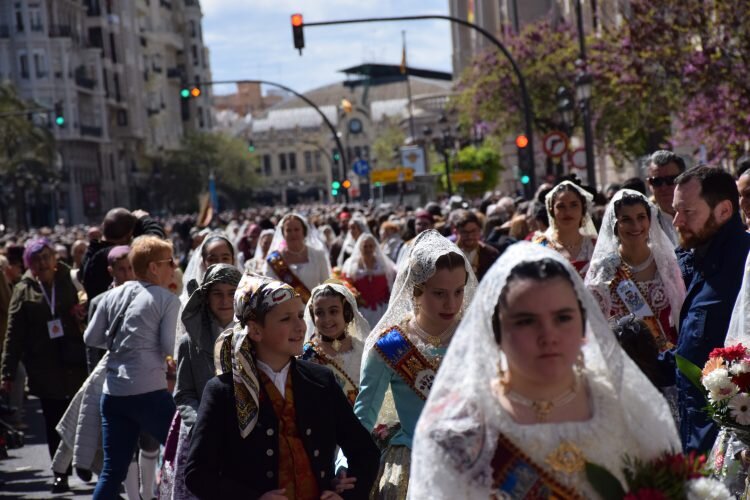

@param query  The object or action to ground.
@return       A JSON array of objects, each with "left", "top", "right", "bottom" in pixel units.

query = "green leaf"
[
  {"left": 676, "top": 354, "right": 705, "bottom": 394},
  {"left": 585, "top": 462, "right": 625, "bottom": 500}
]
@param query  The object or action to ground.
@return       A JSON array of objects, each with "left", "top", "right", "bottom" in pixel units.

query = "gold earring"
[{"left": 575, "top": 353, "right": 585, "bottom": 374}]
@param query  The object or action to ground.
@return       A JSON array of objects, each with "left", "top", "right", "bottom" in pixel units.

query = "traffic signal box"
[{"left": 291, "top": 14, "right": 304, "bottom": 54}]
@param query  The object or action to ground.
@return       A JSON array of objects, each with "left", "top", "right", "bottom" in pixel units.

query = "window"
[
  {"left": 33, "top": 51, "right": 46, "bottom": 78},
  {"left": 29, "top": 3, "right": 42, "bottom": 32},
  {"left": 192, "top": 45, "right": 199, "bottom": 66},
  {"left": 288, "top": 152, "right": 297, "bottom": 173},
  {"left": 198, "top": 106, "right": 204, "bottom": 128},
  {"left": 116, "top": 109, "right": 128, "bottom": 126},
  {"left": 14, "top": 3, "right": 23, "bottom": 32},
  {"left": 18, "top": 51, "right": 28, "bottom": 79},
  {"left": 314, "top": 151, "right": 322, "bottom": 172},
  {"left": 304, "top": 151, "right": 312, "bottom": 173},
  {"left": 279, "top": 153, "right": 287, "bottom": 174},
  {"left": 189, "top": 20, "right": 197, "bottom": 37},
  {"left": 263, "top": 154, "right": 272, "bottom": 176}
]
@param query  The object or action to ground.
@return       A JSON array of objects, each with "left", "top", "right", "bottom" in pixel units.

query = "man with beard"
[{"left": 658, "top": 166, "right": 750, "bottom": 453}]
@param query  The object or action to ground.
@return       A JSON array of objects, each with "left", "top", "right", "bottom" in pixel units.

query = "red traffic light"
[
  {"left": 515, "top": 134, "right": 529, "bottom": 149},
  {"left": 342, "top": 179, "right": 352, "bottom": 189},
  {"left": 291, "top": 14, "right": 303, "bottom": 27},
  {"left": 291, "top": 14, "right": 304, "bottom": 53}
]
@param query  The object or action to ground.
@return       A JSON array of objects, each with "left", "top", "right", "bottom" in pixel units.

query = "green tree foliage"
[
  {"left": 0, "top": 83, "right": 56, "bottom": 183},
  {"left": 161, "top": 132, "right": 260, "bottom": 212},
  {"left": 372, "top": 118, "right": 406, "bottom": 168},
  {"left": 431, "top": 142, "right": 504, "bottom": 196}
]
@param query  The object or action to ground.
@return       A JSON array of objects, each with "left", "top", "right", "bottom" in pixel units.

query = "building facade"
[{"left": 0, "top": 0, "right": 211, "bottom": 227}]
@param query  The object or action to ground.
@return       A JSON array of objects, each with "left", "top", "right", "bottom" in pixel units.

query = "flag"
[
  {"left": 197, "top": 193, "right": 213, "bottom": 228},
  {"left": 400, "top": 44, "right": 407, "bottom": 75},
  {"left": 467, "top": 0, "right": 475, "bottom": 24}
]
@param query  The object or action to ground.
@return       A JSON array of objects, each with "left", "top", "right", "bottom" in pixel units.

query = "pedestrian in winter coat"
[{"left": 0, "top": 238, "right": 88, "bottom": 493}]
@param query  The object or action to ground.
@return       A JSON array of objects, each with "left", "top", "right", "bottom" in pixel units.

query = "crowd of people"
[{"left": 1, "top": 149, "right": 750, "bottom": 498}]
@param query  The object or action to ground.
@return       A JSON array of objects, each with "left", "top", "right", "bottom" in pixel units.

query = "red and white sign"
[
  {"left": 542, "top": 131, "right": 569, "bottom": 158},
  {"left": 569, "top": 148, "right": 587, "bottom": 170}
]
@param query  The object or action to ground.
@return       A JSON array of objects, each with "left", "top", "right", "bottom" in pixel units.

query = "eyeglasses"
[
  {"left": 648, "top": 175, "right": 678, "bottom": 187},
  {"left": 155, "top": 257, "right": 177, "bottom": 268}
]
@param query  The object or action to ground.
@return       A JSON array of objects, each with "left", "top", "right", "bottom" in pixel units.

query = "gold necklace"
[
  {"left": 504, "top": 375, "right": 579, "bottom": 422},
  {"left": 410, "top": 317, "right": 456, "bottom": 347}
]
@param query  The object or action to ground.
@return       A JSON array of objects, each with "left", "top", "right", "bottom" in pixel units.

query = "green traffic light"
[
  {"left": 520, "top": 174, "right": 530, "bottom": 185},
  {"left": 180, "top": 88, "right": 190, "bottom": 99},
  {"left": 331, "top": 189, "right": 338, "bottom": 196},
  {"left": 333, "top": 153, "right": 341, "bottom": 162},
  {"left": 248, "top": 145, "right": 255, "bottom": 153},
  {"left": 55, "top": 116, "right": 65, "bottom": 126},
  {"left": 332, "top": 181, "right": 341, "bottom": 189}
]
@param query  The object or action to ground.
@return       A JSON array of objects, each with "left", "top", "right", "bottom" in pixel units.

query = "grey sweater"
[{"left": 84, "top": 280, "right": 180, "bottom": 396}]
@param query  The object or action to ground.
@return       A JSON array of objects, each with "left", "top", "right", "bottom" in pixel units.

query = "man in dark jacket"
[
  {"left": 80, "top": 208, "right": 165, "bottom": 302},
  {"left": 658, "top": 166, "right": 750, "bottom": 453}
]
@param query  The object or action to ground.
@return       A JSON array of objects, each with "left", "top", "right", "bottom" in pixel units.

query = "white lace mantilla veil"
[
  {"left": 725, "top": 252, "right": 750, "bottom": 348},
  {"left": 303, "top": 281, "right": 371, "bottom": 344},
  {"left": 341, "top": 233, "right": 397, "bottom": 289},
  {"left": 409, "top": 242, "right": 680, "bottom": 499},
  {"left": 584, "top": 189, "right": 686, "bottom": 329},
  {"left": 266, "top": 212, "right": 328, "bottom": 256},
  {"left": 336, "top": 214, "right": 371, "bottom": 267},
  {"left": 544, "top": 180, "right": 598, "bottom": 239},
  {"left": 180, "top": 232, "right": 240, "bottom": 304},
  {"left": 362, "top": 229, "right": 478, "bottom": 358}
]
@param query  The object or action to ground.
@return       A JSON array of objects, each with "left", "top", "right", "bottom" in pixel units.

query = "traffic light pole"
[
  {"left": 202, "top": 78, "right": 349, "bottom": 197},
  {"left": 297, "top": 14, "right": 537, "bottom": 193}
]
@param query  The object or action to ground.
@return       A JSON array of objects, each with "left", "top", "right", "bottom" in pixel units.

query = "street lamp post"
[
  {"left": 556, "top": 86, "right": 574, "bottom": 177},
  {"left": 424, "top": 115, "right": 454, "bottom": 197},
  {"left": 574, "top": 0, "right": 596, "bottom": 187}
]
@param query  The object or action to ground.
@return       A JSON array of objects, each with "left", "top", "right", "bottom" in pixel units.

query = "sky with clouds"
[{"left": 201, "top": 0, "right": 453, "bottom": 96}]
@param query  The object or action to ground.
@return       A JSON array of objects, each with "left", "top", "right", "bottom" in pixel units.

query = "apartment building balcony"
[
  {"left": 75, "top": 67, "right": 97, "bottom": 89},
  {"left": 80, "top": 124, "right": 103, "bottom": 137},
  {"left": 49, "top": 25, "right": 72, "bottom": 38}
]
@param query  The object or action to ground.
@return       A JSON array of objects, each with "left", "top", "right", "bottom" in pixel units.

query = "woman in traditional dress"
[
  {"left": 532, "top": 180, "right": 597, "bottom": 277},
  {"left": 302, "top": 281, "right": 370, "bottom": 405},
  {"left": 184, "top": 274, "right": 379, "bottom": 499},
  {"left": 180, "top": 234, "right": 236, "bottom": 304},
  {"left": 336, "top": 214, "right": 370, "bottom": 268},
  {"left": 341, "top": 234, "right": 396, "bottom": 327},
  {"left": 244, "top": 228, "right": 274, "bottom": 274},
  {"left": 711, "top": 252, "right": 750, "bottom": 498},
  {"left": 161, "top": 264, "right": 242, "bottom": 499},
  {"left": 263, "top": 213, "right": 331, "bottom": 304},
  {"left": 354, "top": 229, "right": 478, "bottom": 499},
  {"left": 585, "top": 189, "right": 685, "bottom": 353},
  {"left": 409, "top": 242, "right": 681, "bottom": 499}
]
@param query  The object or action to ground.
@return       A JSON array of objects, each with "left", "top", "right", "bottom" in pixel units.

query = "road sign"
[
  {"left": 450, "top": 170, "right": 484, "bottom": 184},
  {"left": 400, "top": 146, "right": 426, "bottom": 175},
  {"left": 352, "top": 159, "right": 370, "bottom": 177},
  {"left": 370, "top": 168, "right": 414, "bottom": 184},
  {"left": 542, "top": 131, "right": 569, "bottom": 158},
  {"left": 569, "top": 147, "right": 587, "bottom": 170}
]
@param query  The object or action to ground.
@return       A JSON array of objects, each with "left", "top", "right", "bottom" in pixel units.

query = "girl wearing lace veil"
[
  {"left": 336, "top": 214, "right": 371, "bottom": 268},
  {"left": 180, "top": 233, "right": 237, "bottom": 304},
  {"left": 302, "top": 280, "right": 370, "bottom": 405},
  {"left": 710, "top": 252, "right": 750, "bottom": 497},
  {"left": 342, "top": 233, "right": 396, "bottom": 327},
  {"left": 410, "top": 242, "right": 680, "bottom": 499},
  {"left": 244, "top": 228, "right": 274, "bottom": 274},
  {"left": 585, "top": 189, "right": 685, "bottom": 353},
  {"left": 354, "top": 229, "right": 478, "bottom": 500},
  {"left": 532, "top": 180, "right": 598, "bottom": 277},
  {"left": 262, "top": 213, "right": 331, "bottom": 304}
]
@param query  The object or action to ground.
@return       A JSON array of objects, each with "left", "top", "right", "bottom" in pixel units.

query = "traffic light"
[
  {"left": 332, "top": 181, "right": 341, "bottom": 190},
  {"left": 341, "top": 99, "right": 353, "bottom": 114},
  {"left": 342, "top": 179, "right": 352, "bottom": 189},
  {"left": 333, "top": 150, "right": 341, "bottom": 163},
  {"left": 247, "top": 140, "right": 255, "bottom": 153},
  {"left": 516, "top": 134, "right": 532, "bottom": 192},
  {"left": 54, "top": 101, "right": 65, "bottom": 126},
  {"left": 291, "top": 14, "right": 304, "bottom": 54},
  {"left": 180, "top": 87, "right": 201, "bottom": 99}
]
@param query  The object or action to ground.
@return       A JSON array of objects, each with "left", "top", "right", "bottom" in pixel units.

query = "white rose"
[{"left": 686, "top": 477, "right": 731, "bottom": 500}]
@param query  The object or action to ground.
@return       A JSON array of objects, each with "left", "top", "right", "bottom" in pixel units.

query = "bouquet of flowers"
[
  {"left": 586, "top": 452, "right": 730, "bottom": 499},
  {"left": 677, "top": 344, "right": 750, "bottom": 430}
]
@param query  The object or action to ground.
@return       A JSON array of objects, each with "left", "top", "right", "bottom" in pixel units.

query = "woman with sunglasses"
[{"left": 84, "top": 235, "right": 181, "bottom": 499}]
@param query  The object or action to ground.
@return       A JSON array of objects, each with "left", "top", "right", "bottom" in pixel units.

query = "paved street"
[{"left": 0, "top": 396, "right": 95, "bottom": 499}]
